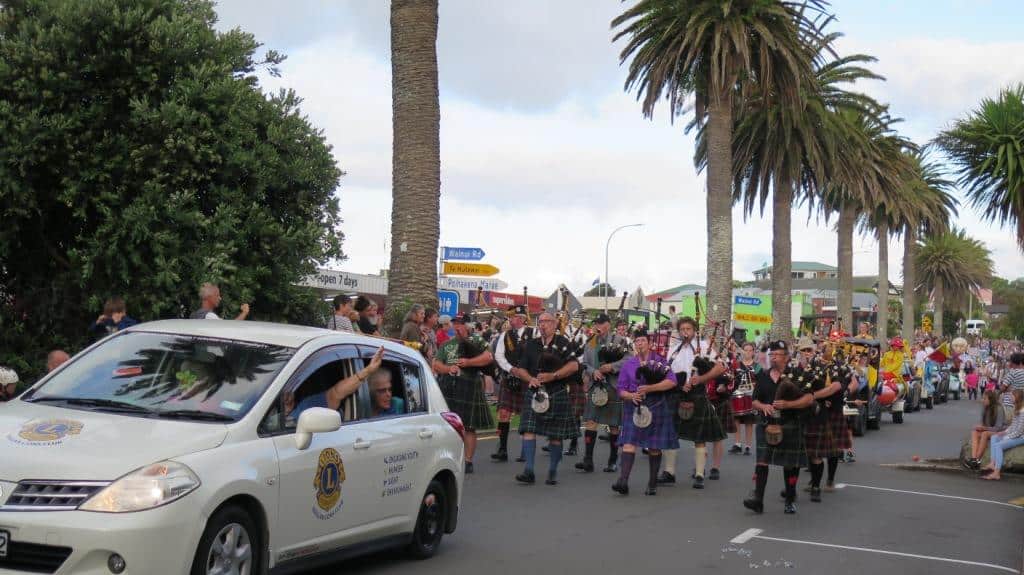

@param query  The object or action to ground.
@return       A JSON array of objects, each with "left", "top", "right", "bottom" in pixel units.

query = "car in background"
[{"left": 0, "top": 320, "right": 464, "bottom": 575}]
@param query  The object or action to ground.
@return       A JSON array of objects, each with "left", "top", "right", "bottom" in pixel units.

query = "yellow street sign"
[{"left": 442, "top": 262, "right": 500, "bottom": 277}]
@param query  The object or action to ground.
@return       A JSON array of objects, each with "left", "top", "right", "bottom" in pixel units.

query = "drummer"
[{"left": 729, "top": 341, "right": 760, "bottom": 456}]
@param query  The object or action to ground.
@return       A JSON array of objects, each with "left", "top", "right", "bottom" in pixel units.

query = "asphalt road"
[{"left": 318, "top": 397, "right": 1024, "bottom": 575}]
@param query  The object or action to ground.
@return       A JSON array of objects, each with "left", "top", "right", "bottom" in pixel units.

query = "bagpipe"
[{"left": 633, "top": 359, "right": 672, "bottom": 429}]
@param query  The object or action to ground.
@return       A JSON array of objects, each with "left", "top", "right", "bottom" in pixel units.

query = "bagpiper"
[
  {"left": 491, "top": 305, "right": 534, "bottom": 463},
  {"left": 577, "top": 313, "right": 631, "bottom": 473}
]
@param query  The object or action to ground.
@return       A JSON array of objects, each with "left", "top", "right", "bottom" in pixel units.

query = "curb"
[{"left": 881, "top": 460, "right": 1024, "bottom": 483}]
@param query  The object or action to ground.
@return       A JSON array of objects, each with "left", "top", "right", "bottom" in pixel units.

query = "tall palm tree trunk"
[
  {"left": 901, "top": 224, "right": 916, "bottom": 343},
  {"left": 933, "top": 282, "right": 944, "bottom": 337},
  {"left": 876, "top": 220, "right": 889, "bottom": 348},
  {"left": 771, "top": 181, "right": 793, "bottom": 340},
  {"left": 388, "top": 0, "right": 441, "bottom": 310},
  {"left": 704, "top": 91, "right": 734, "bottom": 330},
  {"left": 837, "top": 205, "right": 856, "bottom": 335}
]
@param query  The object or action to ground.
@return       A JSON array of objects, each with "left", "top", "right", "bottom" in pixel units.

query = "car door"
[
  {"left": 270, "top": 345, "right": 382, "bottom": 563},
  {"left": 355, "top": 346, "right": 438, "bottom": 530}
]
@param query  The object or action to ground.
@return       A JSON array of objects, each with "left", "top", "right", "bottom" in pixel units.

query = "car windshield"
[{"left": 24, "top": 332, "right": 294, "bottom": 421}]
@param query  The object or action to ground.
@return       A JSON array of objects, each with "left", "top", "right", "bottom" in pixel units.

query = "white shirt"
[
  {"left": 494, "top": 327, "right": 532, "bottom": 373},
  {"left": 668, "top": 336, "right": 715, "bottom": 375},
  {"left": 914, "top": 350, "right": 927, "bottom": 368}
]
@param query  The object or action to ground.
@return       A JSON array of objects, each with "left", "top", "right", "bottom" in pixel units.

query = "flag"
[
  {"left": 591, "top": 277, "right": 600, "bottom": 286},
  {"left": 928, "top": 342, "right": 950, "bottom": 363}
]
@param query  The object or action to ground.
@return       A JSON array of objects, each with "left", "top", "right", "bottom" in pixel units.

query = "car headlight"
[{"left": 79, "top": 461, "right": 200, "bottom": 513}]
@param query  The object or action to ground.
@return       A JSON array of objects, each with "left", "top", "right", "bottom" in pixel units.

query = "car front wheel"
[
  {"left": 191, "top": 505, "right": 260, "bottom": 575},
  {"left": 407, "top": 479, "right": 447, "bottom": 559}
]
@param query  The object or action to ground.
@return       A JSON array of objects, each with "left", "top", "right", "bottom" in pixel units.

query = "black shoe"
[
  {"left": 545, "top": 476, "right": 559, "bottom": 486},
  {"left": 542, "top": 445, "right": 550, "bottom": 453},
  {"left": 644, "top": 486, "right": 657, "bottom": 496},
  {"left": 743, "top": 498, "right": 764, "bottom": 514},
  {"left": 810, "top": 487, "right": 821, "bottom": 502},
  {"left": 744, "top": 446, "right": 751, "bottom": 455},
  {"left": 564, "top": 446, "right": 578, "bottom": 456},
  {"left": 603, "top": 463, "right": 618, "bottom": 473},
  {"left": 464, "top": 461, "right": 474, "bottom": 474},
  {"left": 692, "top": 475, "right": 705, "bottom": 489},
  {"left": 784, "top": 502, "right": 797, "bottom": 514},
  {"left": 611, "top": 480, "right": 629, "bottom": 495},
  {"left": 709, "top": 468, "right": 720, "bottom": 480},
  {"left": 779, "top": 489, "right": 797, "bottom": 501},
  {"left": 575, "top": 459, "right": 595, "bottom": 473},
  {"left": 490, "top": 450, "right": 508, "bottom": 462},
  {"left": 516, "top": 471, "right": 536, "bottom": 484},
  {"left": 728, "top": 444, "right": 743, "bottom": 454},
  {"left": 657, "top": 472, "right": 676, "bottom": 485}
]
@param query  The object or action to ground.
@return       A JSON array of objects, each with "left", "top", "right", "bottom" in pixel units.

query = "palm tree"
[
  {"left": 717, "top": 30, "right": 881, "bottom": 340},
  {"left": 916, "top": 229, "right": 994, "bottom": 336},
  {"left": 388, "top": 0, "right": 441, "bottom": 311},
  {"left": 611, "top": 0, "right": 829, "bottom": 328},
  {"left": 898, "top": 152, "right": 957, "bottom": 343},
  {"left": 935, "top": 84, "right": 1024, "bottom": 249}
]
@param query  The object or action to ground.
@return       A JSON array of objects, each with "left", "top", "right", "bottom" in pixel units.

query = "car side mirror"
[{"left": 295, "top": 407, "right": 342, "bottom": 450}]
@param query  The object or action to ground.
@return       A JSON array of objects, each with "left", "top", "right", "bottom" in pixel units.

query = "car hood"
[{"left": 0, "top": 401, "right": 228, "bottom": 481}]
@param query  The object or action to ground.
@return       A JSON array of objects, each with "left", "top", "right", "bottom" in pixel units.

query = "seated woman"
[
  {"left": 966, "top": 390, "right": 1006, "bottom": 469},
  {"left": 980, "top": 389, "right": 1024, "bottom": 481},
  {"left": 288, "top": 347, "right": 384, "bottom": 419},
  {"left": 369, "top": 368, "right": 405, "bottom": 417}
]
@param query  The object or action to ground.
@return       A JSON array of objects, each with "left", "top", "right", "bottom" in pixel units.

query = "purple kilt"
[
  {"left": 619, "top": 394, "right": 679, "bottom": 450},
  {"left": 497, "top": 376, "right": 525, "bottom": 414}
]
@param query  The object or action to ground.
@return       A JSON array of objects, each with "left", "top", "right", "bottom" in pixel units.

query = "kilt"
[
  {"left": 496, "top": 375, "right": 525, "bottom": 414},
  {"left": 439, "top": 372, "right": 494, "bottom": 431},
  {"left": 676, "top": 387, "right": 726, "bottom": 444},
  {"left": 518, "top": 384, "right": 580, "bottom": 440},
  {"left": 714, "top": 399, "right": 737, "bottom": 434},
  {"left": 755, "top": 416, "right": 807, "bottom": 468},
  {"left": 619, "top": 395, "right": 679, "bottom": 450},
  {"left": 569, "top": 376, "right": 585, "bottom": 419},
  {"left": 804, "top": 406, "right": 853, "bottom": 459},
  {"left": 582, "top": 381, "right": 623, "bottom": 427}
]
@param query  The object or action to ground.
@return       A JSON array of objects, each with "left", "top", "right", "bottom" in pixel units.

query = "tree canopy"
[{"left": 0, "top": 0, "right": 343, "bottom": 380}]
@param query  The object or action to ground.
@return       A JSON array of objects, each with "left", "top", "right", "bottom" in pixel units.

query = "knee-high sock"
[
  {"left": 618, "top": 451, "right": 636, "bottom": 483},
  {"left": 569, "top": 421, "right": 579, "bottom": 449},
  {"left": 608, "top": 432, "right": 620, "bottom": 465},
  {"left": 548, "top": 443, "right": 562, "bottom": 478},
  {"left": 753, "top": 465, "right": 768, "bottom": 500},
  {"left": 694, "top": 446, "right": 707, "bottom": 478},
  {"left": 522, "top": 438, "right": 537, "bottom": 474},
  {"left": 497, "top": 421, "right": 510, "bottom": 452},
  {"left": 783, "top": 467, "right": 800, "bottom": 502},
  {"left": 661, "top": 448, "right": 678, "bottom": 475},
  {"left": 648, "top": 453, "right": 662, "bottom": 489},
  {"left": 827, "top": 456, "right": 839, "bottom": 483},
  {"left": 583, "top": 429, "right": 597, "bottom": 461},
  {"left": 809, "top": 461, "right": 825, "bottom": 487}
]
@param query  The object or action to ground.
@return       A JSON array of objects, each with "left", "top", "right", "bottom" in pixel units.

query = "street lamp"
[{"left": 605, "top": 223, "right": 644, "bottom": 314}]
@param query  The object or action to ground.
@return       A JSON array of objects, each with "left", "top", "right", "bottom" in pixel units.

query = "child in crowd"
[
  {"left": 980, "top": 390, "right": 1024, "bottom": 481},
  {"left": 965, "top": 366, "right": 979, "bottom": 400},
  {"left": 965, "top": 390, "right": 1006, "bottom": 469}
]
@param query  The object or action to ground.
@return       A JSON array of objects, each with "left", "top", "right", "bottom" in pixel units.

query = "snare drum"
[{"left": 731, "top": 392, "right": 754, "bottom": 416}]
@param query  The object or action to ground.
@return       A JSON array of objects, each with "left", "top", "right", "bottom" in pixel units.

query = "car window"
[
  {"left": 401, "top": 363, "right": 427, "bottom": 413},
  {"left": 281, "top": 357, "right": 360, "bottom": 431},
  {"left": 24, "top": 332, "right": 292, "bottom": 421},
  {"left": 357, "top": 359, "right": 406, "bottom": 420}
]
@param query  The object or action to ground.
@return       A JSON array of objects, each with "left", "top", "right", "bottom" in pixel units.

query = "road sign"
[
  {"left": 442, "top": 246, "right": 486, "bottom": 261},
  {"left": 735, "top": 295, "right": 762, "bottom": 306},
  {"left": 438, "top": 277, "right": 508, "bottom": 291},
  {"left": 442, "top": 262, "right": 499, "bottom": 277},
  {"left": 437, "top": 290, "right": 460, "bottom": 317}
]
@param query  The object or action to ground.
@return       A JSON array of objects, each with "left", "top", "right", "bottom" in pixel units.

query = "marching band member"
[
  {"left": 794, "top": 337, "right": 835, "bottom": 503},
  {"left": 612, "top": 326, "right": 678, "bottom": 495},
  {"left": 669, "top": 316, "right": 727, "bottom": 489},
  {"left": 743, "top": 340, "right": 815, "bottom": 514},
  {"left": 578, "top": 313, "right": 631, "bottom": 473},
  {"left": 431, "top": 314, "right": 496, "bottom": 474},
  {"left": 729, "top": 341, "right": 760, "bottom": 456},
  {"left": 707, "top": 344, "right": 736, "bottom": 481},
  {"left": 511, "top": 312, "right": 581, "bottom": 485},
  {"left": 492, "top": 305, "right": 533, "bottom": 463}
]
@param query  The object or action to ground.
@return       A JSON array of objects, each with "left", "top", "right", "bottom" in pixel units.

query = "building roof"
[
  {"left": 753, "top": 261, "right": 837, "bottom": 274},
  {"left": 646, "top": 283, "right": 706, "bottom": 302}
]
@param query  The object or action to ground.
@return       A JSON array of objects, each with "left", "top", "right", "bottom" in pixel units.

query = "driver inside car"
[{"left": 286, "top": 347, "right": 384, "bottom": 419}]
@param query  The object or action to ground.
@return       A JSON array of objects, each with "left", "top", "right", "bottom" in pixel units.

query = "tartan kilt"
[
  {"left": 805, "top": 408, "right": 853, "bottom": 459},
  {"left": 714, "top": 399, "right": 738, "bottom": 434},
  {"left": 496, "top": 374, "right": 525, "bottom": 414},
  {"left": 569, "top": 376, "right": 585, "bottom": 419},
  {"left": 829, "top": 408, "right": 852, "bottom": 451},
  {"left": 755, "top": 417, "right": 808, "bottom": 468},
  {"left": 582, "top": 381, "right": 623, "bottom": 427},
  {"left": 518, "top": 384, "right": 580, "bottom": 440},
  {"left": 439, "top": 372, "right": 494, "bottom": 431},
  {"left": 619, "top": 395, "right": 679, "bottom": 450},
  {"left": 676, "top": 388, "right": 726, "bottom": 444}
]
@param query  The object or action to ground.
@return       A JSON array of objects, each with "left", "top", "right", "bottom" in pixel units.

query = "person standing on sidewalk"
[
  {"left": 191, "top": 283, "right": 250, "bottom": 320},
  {"left": 326, "top": 294, "right": 355, "bottom": 332}
]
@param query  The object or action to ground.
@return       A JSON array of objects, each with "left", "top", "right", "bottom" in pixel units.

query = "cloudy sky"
[{"left": 214, "top": 0, "right": 1024, "bottom": 297}]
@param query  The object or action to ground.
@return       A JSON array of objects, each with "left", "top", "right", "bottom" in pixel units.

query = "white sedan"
[{"left": 0, "top": 320, "right": 465, "bottom": 575}]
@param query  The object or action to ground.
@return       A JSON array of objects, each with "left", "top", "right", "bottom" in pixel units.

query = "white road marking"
[
  {"left": 729, "top": 528, "right": 762, "bottom": 544},
  {"left": 835, "top": 483, "right": 1023, "bottom": 510}
]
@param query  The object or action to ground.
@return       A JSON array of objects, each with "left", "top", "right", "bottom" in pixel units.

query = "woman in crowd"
[
  {"left": 980, "top": 389, "right": 1024, "bottom": 481},
  {"left": 965, "top": 390, "right": 1007, "bottom": 469}
]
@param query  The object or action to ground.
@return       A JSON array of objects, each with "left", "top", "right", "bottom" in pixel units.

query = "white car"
[{"left": 0, "top": 320, "right": 465, "bottom": 575}]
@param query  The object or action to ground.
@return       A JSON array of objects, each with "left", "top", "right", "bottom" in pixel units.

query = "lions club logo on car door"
[
  {"left": 8, "top": 419, "right": 84, "bottom": 446},
  {"left": 313, "top": 448, "right": 346, "bottom": 520}
]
